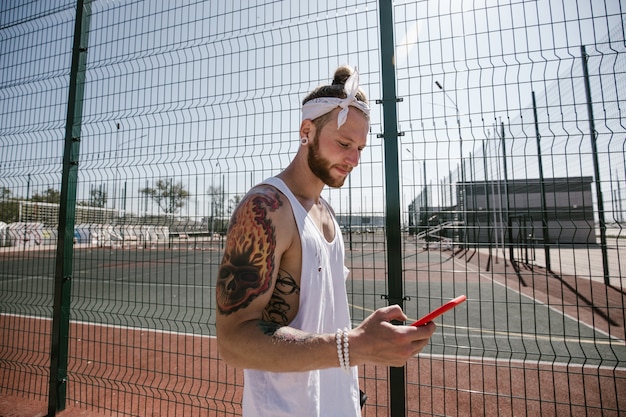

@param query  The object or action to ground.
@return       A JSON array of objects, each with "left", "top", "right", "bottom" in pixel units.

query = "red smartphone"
[{"left": 410, "top": 295, "right": 467, "bottom": 326}]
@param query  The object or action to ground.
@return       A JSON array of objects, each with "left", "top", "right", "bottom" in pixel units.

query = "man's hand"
[{"left": 348, "top": 305, "right": 436, "bottom": 368}]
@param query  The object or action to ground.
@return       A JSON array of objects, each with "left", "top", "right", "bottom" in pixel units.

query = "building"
[
  {"left": 460, "top": 176, "right": 596, "bottom": 245},
  {"left": 409, "top": 176, "right": 596, "bottom": 246}
]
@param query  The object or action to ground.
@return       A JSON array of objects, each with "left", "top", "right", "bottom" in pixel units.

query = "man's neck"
[{"left": 277, "top": 162, "right": 324, "bottom": 209}]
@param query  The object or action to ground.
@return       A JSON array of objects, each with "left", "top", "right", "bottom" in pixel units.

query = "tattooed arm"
[
  {"left": 215, "top": 185, "right": 436, "bottom": 372},
  {"left": 215, "top": 185, "right": 338, "bottom": 372}
]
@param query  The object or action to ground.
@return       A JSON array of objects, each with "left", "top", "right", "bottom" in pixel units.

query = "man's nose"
[{"left": 346, "top": 148, "right": 360, "bottom": 167}]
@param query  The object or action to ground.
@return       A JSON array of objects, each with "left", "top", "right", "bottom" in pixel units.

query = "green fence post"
[
  {"left": 501, "top": 122, "right": 514, "bottom": 263},
  {"left": 48, "top": 0, "right": 91, "bottom": 414},
  {"left": 581, "top": 45, "right": 610, "bottom": 286},
  {"left": 531, "top": 91, "right": 551, "bottom": 272},
  {"left": 378, "top": 1, "right": 406, "bottom": 416}
]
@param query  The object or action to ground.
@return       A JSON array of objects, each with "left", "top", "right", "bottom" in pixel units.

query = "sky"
[{"left": 0, "top": 0, "right": 624, "bottom": 223}]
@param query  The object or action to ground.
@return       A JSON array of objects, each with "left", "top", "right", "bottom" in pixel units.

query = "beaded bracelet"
[
  {"left": 335, "top": 328, "right": 351, "bottom": 374},
  {"left": 342, "top": 327, "right": 350, "bottom": 372},
  {"left": 335, "top": 328, "right": 345, "bottom": 369}
]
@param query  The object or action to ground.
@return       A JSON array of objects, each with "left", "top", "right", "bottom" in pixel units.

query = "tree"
[
  {"left": 228, "top": 194, "right": 243, "bottom": 216},
  {"left": 0, "top": 188, "right": 18, "bottom": 224},
  {"left": 0, "top": 187, "right": 10, "bottom": 200},
  {"left": 206, "top": 185, "right": 224, "bottom": 233},
  {"left": 77, "top": 186, "right": 108, "bottom": 208},
  {"left": 88, "top": 185, "right": 108, "bottom": 208},
  {"left": 32, "top": 187, "right": 60, "bottom": 204},
  {"left": 140, "top": 179, "right": 189, "bottom": 215},
  {"left": 207, "top": 185, "right": 225, "bottom": 218}
]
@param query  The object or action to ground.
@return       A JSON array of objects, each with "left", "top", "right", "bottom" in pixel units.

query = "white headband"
[{"left": 301, "top": 68, "right": 371, "bottom": 128}]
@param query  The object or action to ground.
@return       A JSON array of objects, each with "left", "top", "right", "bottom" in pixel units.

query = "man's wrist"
[{"left": 335, "top": 328, "right": 351, "bottom": 373}]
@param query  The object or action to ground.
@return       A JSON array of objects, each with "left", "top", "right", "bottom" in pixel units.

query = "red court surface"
[
  {"left": 2, "top": 314, "right": 624, "bottom": 416},
  {"left": 2, "top": 246, "right": 625, "bottom": 416}
]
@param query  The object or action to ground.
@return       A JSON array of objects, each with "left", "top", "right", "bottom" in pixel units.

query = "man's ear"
[{"left": 300, "top": 119, "right": 315, "bottom": 140}]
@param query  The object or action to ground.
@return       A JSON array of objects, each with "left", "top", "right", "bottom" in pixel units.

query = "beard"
[{"left": 307, "top": 134, "right": 348, "bottom": 188}]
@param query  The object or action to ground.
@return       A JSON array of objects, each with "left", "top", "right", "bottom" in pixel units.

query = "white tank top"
[{"left": 242, "top": 177, "right": 361, "bottom": 417}]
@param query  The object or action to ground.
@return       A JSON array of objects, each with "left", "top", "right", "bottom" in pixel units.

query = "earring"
[{"left": 301, "top": 137, "right": 308, "bottom": 145}]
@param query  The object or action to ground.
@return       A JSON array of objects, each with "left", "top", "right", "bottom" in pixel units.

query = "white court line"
[
  {"left": 419, "top": 352, "right": 626, "bottom": 373},
  {"left": 3, "top": 312, "right": 625, "bottom": 372},
  {"left": 1, "top": 312, "right": 215, "bottom": 340},
  {"left": 0, "top": 274, "right": 214, "bottom": 289},
  {"left": 87, "top": 280, "right": 214, "bottom": 289},
  {"left": 349, "top": 296, "right": 625, "bottom": 347},
  {"left": 350, "top": 303, "right": 622, "bottom": 346},
  {"left": 0, "top": 274, "right": 52, "bottom": 283},
  {"left": 455, "top": 257, "right": 625, "bottom": 343},
  {"left": 4, "top": 273, "right": 622, "bottom": 344}
]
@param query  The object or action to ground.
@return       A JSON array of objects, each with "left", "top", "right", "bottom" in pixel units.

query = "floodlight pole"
[{"left": 436, "top": 81, "right": 466, "bottom": 250}]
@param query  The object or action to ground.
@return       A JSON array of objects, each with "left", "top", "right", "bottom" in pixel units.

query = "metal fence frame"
[{"left": 1, "top": 1, "right": 624, "bottom": 416}]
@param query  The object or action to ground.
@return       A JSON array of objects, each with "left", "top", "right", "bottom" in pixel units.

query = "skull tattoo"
[{"left": 216, "top": 189, "right": 282, "bottom": 315}]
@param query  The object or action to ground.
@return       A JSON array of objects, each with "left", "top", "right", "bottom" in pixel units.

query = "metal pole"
[
  {"left": 500, "top": 122, "right": 514, "bottom": 262},
  {"left": 617, "top": 173, "right": 623, "bottom": 223},
  {"left": 488, "top": 138, "right": 499, "bottom": 261},
  {"left": 405, "top": 147, "right": 417, "bottom": 236},
  {"left": 531, "top": 91, "right": 551, "bottom": 271},
  {"left": 378, "top": 1, "right": 406, "bottom": 415},
  {"left": 470, "top": 152, "right": 477, "bottom": 247},
  {"left": 459, "top": 159, "right": 465, "bottom": 246},
  {"left": 435, "top": 81, "right": 465, "bottom": 250},
  {"left": 24, "top": 174, "right": 31, "bottom": 251},
  {"left": 581, "top": 45, "right": 610, "bottom": 285},
  {"left": 483, "top": 141, "right": 492, "bottom": 263},
  {"left": 48, "top": 0, "right": 91, "bottom": 414},
  {"left": 423, "top": 160, "right": 428, "bottom": 238},
  {"left": 348, "top": 175, "right": 353, "bottom": 250},
  {"left": 448, "top": 168, "right": 450, "bottom": 206}
]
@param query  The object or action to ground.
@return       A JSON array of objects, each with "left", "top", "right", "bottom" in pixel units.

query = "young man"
[{"left": 216, "top": 66, "right": 435, "bottom": 417}]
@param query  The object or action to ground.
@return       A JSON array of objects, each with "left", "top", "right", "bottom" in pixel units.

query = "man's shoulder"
[
  {"left": 235, "top": 184, "right": 295, "bottom": 222},
  {"left": 229, "top": 184, "right": 298, "bottom": 254}
]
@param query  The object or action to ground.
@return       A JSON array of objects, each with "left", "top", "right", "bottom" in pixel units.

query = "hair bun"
[{"left": 331, "top": 65, "right": 354, "bottom": 86}]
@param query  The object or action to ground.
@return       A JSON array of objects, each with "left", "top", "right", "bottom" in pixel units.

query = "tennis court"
[
  {"left": 2, "top": 1, "right": 626, "bottom": 415},
  {"left": 1, "top": 235, "right": 624, "bottom": 416}
]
